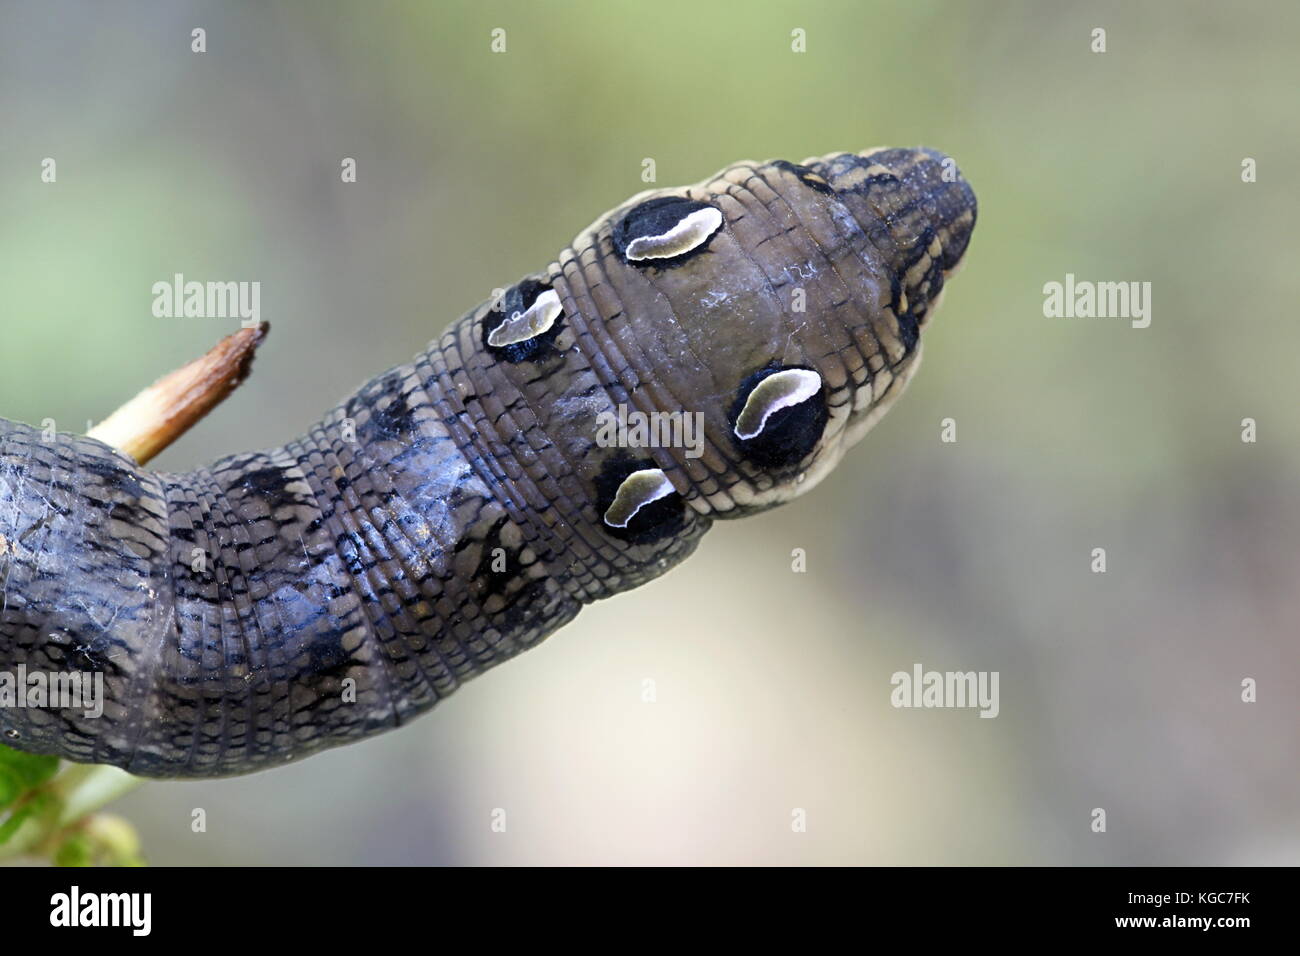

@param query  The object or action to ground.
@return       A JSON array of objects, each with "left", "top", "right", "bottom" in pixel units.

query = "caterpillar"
[{"left": 0, "top": 148, "right": 976, "bottom": 778}]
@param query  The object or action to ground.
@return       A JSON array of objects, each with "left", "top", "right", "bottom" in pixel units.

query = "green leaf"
[
  {"left": 1, "top": 747, "right": 59, "bottom": 818},
  {"left": 0, "top": 768, "right": 22, "bottom": 810},
  {"left": 0, "top": 805, "right": 32, "bottom": 844},
  {"left": 0, "top": 790, "right": 54, "bottom": 845},
  {"left": 0, "top": 744, "right": 60, "bottom": 791}
]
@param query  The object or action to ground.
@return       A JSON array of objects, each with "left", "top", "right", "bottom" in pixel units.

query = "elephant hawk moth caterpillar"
[{"left": 0, "top": 148, "right": 976, "bottom": 777}]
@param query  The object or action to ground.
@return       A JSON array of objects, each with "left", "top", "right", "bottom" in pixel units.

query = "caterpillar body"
[{"left": 0, "top": 148, "right": 976, "bottom": 777}]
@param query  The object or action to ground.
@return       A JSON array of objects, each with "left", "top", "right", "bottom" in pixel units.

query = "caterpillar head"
[{"left": 553, "top": 147, "right": 977, "bottom": 524}]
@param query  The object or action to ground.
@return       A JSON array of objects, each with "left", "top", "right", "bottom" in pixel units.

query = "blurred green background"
[{"left": 2, "top": 0, "right": 1297, "bottom": 864}]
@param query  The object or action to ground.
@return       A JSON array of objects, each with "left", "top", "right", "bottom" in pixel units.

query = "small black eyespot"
[
  {"left": 354, "top": 368, "right": 420, "bottom": 442},
  {"left": 728, "top": 363, "right": 828, "bottom": 469},
  {"left": 238, "top": 464, "right": 298, "bottom": 497},
  {"left": 612, "top": 197, "right": 722, "bottom": 266},
  {"left": 482, "top": 278, "right": 565, "bottom": 364},
  {"left": 594, "top": 455, "right": 685, "bottom": 545}
]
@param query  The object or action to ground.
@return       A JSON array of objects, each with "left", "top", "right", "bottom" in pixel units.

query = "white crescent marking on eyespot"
[
  {"left": 487, "top": 289, "right": 563, "bottom": 348},
  {"left": 625, "top": 207, "right": 724, "bottom": 261},
  {"left": 734, "top": 369, "right": 823, "bottom": 441},
  {"left": 602, "top": 468, "right": 676, "bottom": 528}
]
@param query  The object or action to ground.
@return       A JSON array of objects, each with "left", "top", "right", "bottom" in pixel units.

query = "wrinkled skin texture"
[{"left": 0, "top": 149, "right": 976, "bottom": 777}]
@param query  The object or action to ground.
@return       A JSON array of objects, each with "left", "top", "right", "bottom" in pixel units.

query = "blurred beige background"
[{"left": 2, "top": 0, "right": 1297, "bottom": 864}]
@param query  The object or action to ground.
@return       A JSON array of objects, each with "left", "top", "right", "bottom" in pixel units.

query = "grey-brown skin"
[{"left": 0, "top": 148, "right": 976, "bottom": 777}]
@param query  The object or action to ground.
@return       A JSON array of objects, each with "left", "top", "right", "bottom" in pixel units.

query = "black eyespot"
[
  {"left": 236, "top": 464, "right": 309, "bottom": 507},
  {"left": 353, "top": 368, "right": 420, "bottom": 442},
  {"left": 612, "top": 197, "right": 723, "bottom": 266},
  {"left": 771, "top": 160, "right": 836, "bottom": 195},
  {"left": 482, "top": 278, "right": 565, "bottom": 363},
  {"left": 594, "top": 455, "right": 685, "bottom": 545},
  {"left": 728, "top": 363, "right": 828, "bottom": 469}
]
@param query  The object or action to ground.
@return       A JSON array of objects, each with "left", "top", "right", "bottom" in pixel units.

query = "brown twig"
[{"left": 87, "top": 322, "right": 269, "bottom": 464}]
